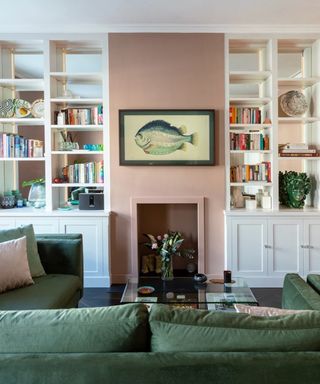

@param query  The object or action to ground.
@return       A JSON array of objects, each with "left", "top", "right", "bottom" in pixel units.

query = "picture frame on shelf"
[{"left": 119, "top": 109, "right": 215, "bottom": 165}]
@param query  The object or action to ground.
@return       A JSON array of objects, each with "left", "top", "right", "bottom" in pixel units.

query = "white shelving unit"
[
  {"left": 225, "top": 35, "right": 320, "bottom": 287},
  {"left": 0, "top": 35, "right": 111, "bottom": 287}
]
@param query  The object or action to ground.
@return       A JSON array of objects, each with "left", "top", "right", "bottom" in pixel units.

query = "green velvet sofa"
[
  {"left": 0, "top": 234, "right": 83, "bottom": 310},
  {"left": 282, "top": 273, "right": 320, "bottom": 310},
  {"left": 0, "top": 280, "right": 320, "bottom": 384}
]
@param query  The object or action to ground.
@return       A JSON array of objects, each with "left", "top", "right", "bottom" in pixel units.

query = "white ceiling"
[{"left": 1, "top": 0, "right": 320, "bottom": 33}]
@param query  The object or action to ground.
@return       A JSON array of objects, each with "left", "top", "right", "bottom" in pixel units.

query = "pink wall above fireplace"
[{"left": 109, "top": 33, "right": 225, "bottom": 282}]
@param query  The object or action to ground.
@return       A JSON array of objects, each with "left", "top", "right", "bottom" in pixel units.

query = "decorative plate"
[
  {"left": 279, "top": 90, "right": 308, "bottom": 116},
  {"left": 14, "top": 99, "right": 31, "bottom": 118},
  {"left": 31, "top": 99, "right": 44, "bottom": 118},
  {"left": 0, "top": 98, "right": 15, "bottom": 118},
  {"left": 137, "top": 286, "right": 155, "bottom": 295}
]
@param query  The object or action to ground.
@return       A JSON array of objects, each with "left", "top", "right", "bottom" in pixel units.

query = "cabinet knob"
[{"left": 264, "top": 245, "right": 271, "bottom": 249}]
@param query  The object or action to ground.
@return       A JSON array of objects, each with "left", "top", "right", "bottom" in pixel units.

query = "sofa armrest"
[
  {"left": 36, "top": 234, "right": 83, "bottom": 291},
  {"left": 282, "top": 273, "right": 320, "bottom": 310}
]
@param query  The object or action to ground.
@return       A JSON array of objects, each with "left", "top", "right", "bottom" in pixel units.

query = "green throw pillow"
[
  {"left": 149, "top": 304, "right": 320, "bottom": 352},
  {"left": 0, "top": 304, "right": 149, "bottom": 353},
  {"left": 0, "top": 224, "right": 45, "bottom": 277}
]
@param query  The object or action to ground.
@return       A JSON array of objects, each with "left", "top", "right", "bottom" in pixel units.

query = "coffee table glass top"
[{"left": 121, "top": 277, "right": 258, "bottom": 309}]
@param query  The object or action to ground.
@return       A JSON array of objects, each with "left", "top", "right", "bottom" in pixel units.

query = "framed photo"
[{"left": 119, "top": 109, "right": 215, "bottom": 165}]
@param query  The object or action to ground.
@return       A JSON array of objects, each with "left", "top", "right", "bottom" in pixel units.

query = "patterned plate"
[
  {"left": 14, "top": 99, "right": 31, "bottom": 118},
  {"left": 31, "top": 99, "right": 44, "bottom": 118},
  {"left": 280, "top": 90, "right": 308, "bottom": 117},
  {"left": 0, "top": 98, "right": 15, "bottom": 118}
]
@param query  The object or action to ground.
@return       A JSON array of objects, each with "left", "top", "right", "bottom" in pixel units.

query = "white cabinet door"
[
  {"left": 268, "top": 219, "right": 304, "bottom": 277},
  {"left": 304, "top": 220, "right": 320, "bottom": 275},
  {"left": 15, "top": 217, "right": 59, "bottom": 234},
  {"left": 230, "top": 218, "right": 268, "bottom": 277},
  {"left": 59, "top": 217, "right": 109, "bottom": 287}
]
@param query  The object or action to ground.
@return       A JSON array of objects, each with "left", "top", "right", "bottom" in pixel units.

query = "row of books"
[
  {"left": 62, "top": 161, "right": 104, "bottom": 184},
  {"left": 229, "top": 107, "right": 261, "bottom": 124},
  {"left": 230, "top": 133, "right": 270, "bottom": 150},
  {"left": 0, "top": 134, "right": 44, "bottom": 158},
  {"left": 230, "top": 162, "right": 272, "bottom": 183},
  {"left": 54, "top": 105, "right": 103, "bottom": 125},
  {"left": 278, "top": 143, "right": 318, "bottom": 157}
]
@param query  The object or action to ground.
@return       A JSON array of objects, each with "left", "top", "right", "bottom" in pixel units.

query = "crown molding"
[{"left": 0, "top": 23, "right": 320, "bottom": 34}]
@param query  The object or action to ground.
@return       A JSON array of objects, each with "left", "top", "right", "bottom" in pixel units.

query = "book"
[
  {"left": 279, "top": 152, "right": 320, "bottom": 157},
  {"left": 281, "top": 148, "right": 316, "bottom": 153}
]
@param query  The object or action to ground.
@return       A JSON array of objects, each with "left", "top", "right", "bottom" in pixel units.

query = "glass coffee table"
[{"left": 121, "top": 276, "right": 258, "bottom": 310}]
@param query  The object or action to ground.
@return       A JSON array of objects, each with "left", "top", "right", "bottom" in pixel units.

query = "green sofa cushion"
[
  {"left": 307, "top": 274, "right": 320, "bottom": 295},
  {"left": 149, "top": 304, "right": 320, "bottom": 352},
  {"left": 0, "top": 274, "right": 81, "bottom": 310},
  {"left": 0, "top": 304, "right": 148, "bottom": 353},
  {"left": 0, "top": 225, "right": 45, "bottom": 277},
  {"left": 282, "top": 273, "right": 320, "bottom": 310}
]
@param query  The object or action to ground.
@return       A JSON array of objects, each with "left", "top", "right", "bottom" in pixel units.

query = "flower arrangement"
[{"left": 144, "top": 231, "right": 195, "bottom": 280}]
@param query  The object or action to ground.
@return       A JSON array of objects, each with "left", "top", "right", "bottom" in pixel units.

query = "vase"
[
  {"left": 28, "top": 182, "right": 46, "bottom": 208},
  {"left": 161, "top": 257, "right": 174, "bottom": 281}
]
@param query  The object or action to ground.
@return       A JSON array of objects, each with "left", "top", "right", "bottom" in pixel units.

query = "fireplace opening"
[{"left": 131, "top": 197, "right": 205, "bottom": 278}]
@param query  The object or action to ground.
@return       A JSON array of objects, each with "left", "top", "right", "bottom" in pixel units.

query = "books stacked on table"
[{"left": 279, "top": 143, "right": 319, "bottom": 157}]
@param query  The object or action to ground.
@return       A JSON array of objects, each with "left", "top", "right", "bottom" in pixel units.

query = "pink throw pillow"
[
  {"left": 0, "top": 236, "right": 34, "bottom": 293},
  {"left": 234, "top": 304, "right": 311, "bottom": 317}
]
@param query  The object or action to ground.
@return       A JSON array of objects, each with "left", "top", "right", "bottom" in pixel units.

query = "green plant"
[{"left": 22, "top": 178, "right": 45, "bottom": 187}]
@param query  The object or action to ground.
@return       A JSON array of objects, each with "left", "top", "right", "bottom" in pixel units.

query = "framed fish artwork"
[{"left": 119, "top": 109, "right": 215, "bottom": 165}]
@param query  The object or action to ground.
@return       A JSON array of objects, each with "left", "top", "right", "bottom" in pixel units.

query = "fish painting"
[{"left": 134, "top": 120, "right": 198, "bottom": 155}]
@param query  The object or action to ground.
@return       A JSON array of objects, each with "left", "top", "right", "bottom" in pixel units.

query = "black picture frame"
[{"left": 119, "top": 109, "right": 215, "bottom": 165}]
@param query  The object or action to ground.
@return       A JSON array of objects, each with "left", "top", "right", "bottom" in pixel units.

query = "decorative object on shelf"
[
  {"left": 31, "top": 99, "right": 44, "bottom": 118},
  {"left": 0, "top": 99, "right": 15, "bottom": 118},
  {"left": 14, "top": 99, "right": 31, "bottom": 118},
  {"left": 245, "top": 198, "right": 257, "bottom": 210},
  {"left": 255, "top": 189, "right": 263, "bottom": 208},
  {"left": 279, "top": 171, "right": 311, "bottom": 208},
  {"left": 261, "top": 191, "right": 272, "bottom": 209},
  {"left": 231, "top": 187, "right": 245, "bottom": 208},
  {"left": 119, "top": 109, "right": 215, "bottom": 165},
  {"left": 143, "top": 231, "right": 195, "bottom": 281},
  {"left": 279, "top": 90, "right": 308, "bottom": 117},
  {"left": 22, "top": 178, "right": 46, "bottom": 208},
  {"left": 0, "top": 192, "right": 16, "bottom": 209}
]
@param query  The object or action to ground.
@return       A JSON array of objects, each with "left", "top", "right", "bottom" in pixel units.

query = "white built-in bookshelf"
[
  {"left": 0, "top": 35, "right": 110, "bottom": 287},
  {"left": 225, "top": 35, "right": 320, "bottom": 287},
  {"left": 0, "top": 36, "right": 110, "bottom": 213}
]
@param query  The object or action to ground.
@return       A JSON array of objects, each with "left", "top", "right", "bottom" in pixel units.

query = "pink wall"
[{"left": 109, "top": 33, "right": 225, "bottom": 282}]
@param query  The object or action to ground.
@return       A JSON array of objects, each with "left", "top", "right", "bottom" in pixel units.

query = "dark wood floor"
[{"left": 79, "top": 285, "right": 283, "bottom": 308}]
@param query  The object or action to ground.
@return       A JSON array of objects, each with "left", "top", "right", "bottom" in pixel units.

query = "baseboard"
[
  {"left": 84, "top": 276, "right": 111, "bottom": 288},
  {"left": 110, "top": 274, "right": 131, "bottom": 284},
  {"left": 239, "top": 276, "right": 285, "bottom": 288}
]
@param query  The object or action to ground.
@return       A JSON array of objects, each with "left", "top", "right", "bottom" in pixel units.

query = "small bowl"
[
  {"left": 137, "top": 286, "right": 155, "bottom": 295},
  {"left": 193, "top": 273, "right": 207, "bottom": 284}
]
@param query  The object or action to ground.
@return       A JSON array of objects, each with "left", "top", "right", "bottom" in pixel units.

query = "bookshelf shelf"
[
  {"left": 230, "top": 182, "right": 273, "bottom": 187},
  {"left": 0, "top": 157, "right": 45, "bottom": 161},
  {"left": 51, "top": 125, "right": 103, "bottom": 131},
  {"left": 230, "top": 71, "right": 271, "bottom": 83},
  {"left": 278, "top": 77, "right": 320, "bottom": 88},
  {"left": 51, "top": 151, "right": 103, "bottom": 155},
  {"left": 229, "top": 97, "right": 272, "bottom": 106},
  {"left": 50, "top": 98, "right": 103, "bottom": 104},
  {"left": 0, "top": 118, "right": 45, "bottom": 125},
  {"left": 230, "top": 150, "right": 272, "bottom": 154},
  {"left": 0, "top": 79, "right": 44, "bottom": 91},
  {"left": 278, "top": 117, "right": 320, "bottom": 124},
  {"left": 50, "top": 72, "right": 102, "bottom": 84},
  {"left": 52, "top": 183, "right": 104, "bottom": 188}
]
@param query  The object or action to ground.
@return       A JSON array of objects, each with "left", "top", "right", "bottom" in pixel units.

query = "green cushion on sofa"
[
  {"left": 0, "top": 303, "right": 148, "bottom": 353},
  {"left": 0, "top": 225, "right": 45, "bottom": 277},
  {"left": 149, "top": 304, "right": 320, "bottom": 352},
  {"left": 307, "top": 274, "right": 320, "bottom": 295},
  {"left": 0, "top": 274, "right": 81, "bottom": 310},
  {"left": 282, "top": 273, "right": 320, "bottom": 310}
]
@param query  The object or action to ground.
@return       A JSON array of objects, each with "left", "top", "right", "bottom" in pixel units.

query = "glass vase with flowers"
[{"left": 144, "top": 231, "right": 195, "bottom": 280}]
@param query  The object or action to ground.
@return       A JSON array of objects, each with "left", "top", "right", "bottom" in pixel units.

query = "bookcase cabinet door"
[
  {"left": 230, "top": 218, "right": 268, "bottom": 277},
  {"left": 267, "top": 219, "right": 304, "bottom": 277},
  {"left": 304, "top": 220, "right": 320, "bottom": 275},
  {"left": 59, "top": 217, "right": 109, "bottom": 287}
]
